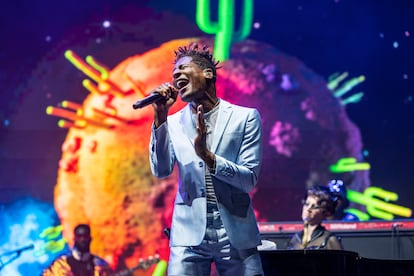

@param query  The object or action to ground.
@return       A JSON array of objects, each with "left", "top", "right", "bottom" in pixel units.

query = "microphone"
[
  {"left": 163, "top": 227, "right": 171, "bottom": 239},
  {"left": 302, "top": 220, "right": 309, "bottom": 248},
  {"left": 132, "top": 93, "right": 164, "bottom": 109},
  {"left": 2, "top": 244, "right": 35, "bottom": 256},
  {"left": 16, "top": 244, "right": 34, "bottom": 254}
]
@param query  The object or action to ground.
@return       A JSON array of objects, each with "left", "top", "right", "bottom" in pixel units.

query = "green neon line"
[
  {"left": 334, "top": 75, "right": 365, "bottom": 98},
  {"left": 196, "top": 0, "right": 253, "bottom": 61},
  {"left": 196, "top": 0, "right": 216, "bottom": 33},
  {"left": 365, "top": 186, "right": 398, "bottom": 202},
  {"left": 345, "top": 208, "right": 370, "bottom": 221},
  {"left": 348, "top": 188, "right": 412, "bottom": 219},
  {"left": 341, "top": 92, "right": 364, "bottom": 105},
  {"left": 214, "top": 0, "right": 234, "bottom": 61},
  {"left": 152, "top": 260, "right": 168, "bottom": 276},
  {"left": 86, "top": 56, "right": 109, "bottom": 80},
  {"left": 233, "top": 0, "right": 253, "bottom": 42},
  {"left": 330, "top": 157, "right": 371, "bottom": 173},
  {"left": 327, "top": 72, "right": 348, "bottom": 90}
]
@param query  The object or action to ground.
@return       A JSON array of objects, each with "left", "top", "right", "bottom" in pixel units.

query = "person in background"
[
  {"left": 326, "top": 179, "right": 359, "bottom": 221},
  {"left": 148, "top": 43, "right": 264, "bottom": 275},
  {"left": 287, "top": 186, "right": 343, "bottom": 250},
  {"left": 42, "top": 224, "right": 112, "bottom": 276}
]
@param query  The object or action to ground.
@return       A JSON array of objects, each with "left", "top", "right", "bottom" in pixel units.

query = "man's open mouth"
[{"left": 175, "top": 79, "right": 189, "bottom": 89}]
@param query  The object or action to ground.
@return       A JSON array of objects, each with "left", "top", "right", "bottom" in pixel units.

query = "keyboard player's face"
[{"left": 301, "top": 195, "right": 327, "bottom": 226}]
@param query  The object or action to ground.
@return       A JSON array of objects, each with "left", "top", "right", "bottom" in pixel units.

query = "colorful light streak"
[
  {"left": 64, "top": 50, "right": 131, "bottom": 96},
  {"left": 46, "top": 105, "right": 114, "bottom": 129},
  {"left": 46, "top": 51, "right": 143, "bottom": 129}
]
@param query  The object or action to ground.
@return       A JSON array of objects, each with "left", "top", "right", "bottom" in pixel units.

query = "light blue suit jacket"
[{"left": 150, "top": 99, "right": 263, "bottom": 249}]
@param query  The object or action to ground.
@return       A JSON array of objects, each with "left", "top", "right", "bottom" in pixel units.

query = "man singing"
[{"left": 148, "top": 43, "right": 264, "bottom": 275}]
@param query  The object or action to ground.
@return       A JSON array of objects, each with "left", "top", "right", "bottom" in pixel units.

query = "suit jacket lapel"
[
  {"left": 180, "top": 105, "right": 196, "bottom": 146},
  {"left": 211, "top": 101, "right": 232, "bottom": 153}
]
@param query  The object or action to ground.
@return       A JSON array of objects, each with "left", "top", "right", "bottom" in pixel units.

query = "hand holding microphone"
[
  {"left": 132, "top": 83, "right": 177, "bottom": 109},
  {"left": 132, "top": 93, "right": 164, "bottom": 109}
]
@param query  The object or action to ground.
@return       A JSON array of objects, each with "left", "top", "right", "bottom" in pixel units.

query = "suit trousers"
[{"left": 168, "top": 202, "right": 264, "bottom": 276}]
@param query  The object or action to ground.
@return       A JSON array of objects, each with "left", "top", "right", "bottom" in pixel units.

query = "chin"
[
  {"left": 180, "top": 93, "right": 195, "bottom": 103},
  {"left": 180, "top": 95, "right": 191, "bottom": 102}
]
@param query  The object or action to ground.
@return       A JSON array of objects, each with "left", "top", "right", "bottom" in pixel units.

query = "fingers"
[
  {"left": 169, "top": 85, "right": 179, "bottom": 101},
  {"left": 152, "top": 83, "right": 178, "bottom": 112},
  {"left": 194, "top": 105, "right": 210, "bottom": 158},
  {"left": 155, "top": 82, "right": 174, "bottom": 98},
  {"left": 196, "top": 105, "right": 206, "bottom": 133}
]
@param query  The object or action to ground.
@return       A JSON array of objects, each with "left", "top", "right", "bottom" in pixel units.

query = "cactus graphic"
[{"left": 196, "top": 0, "right": 253, "bottom": 61}]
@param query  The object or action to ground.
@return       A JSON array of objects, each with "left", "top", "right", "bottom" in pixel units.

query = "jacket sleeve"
[
  {"left": 149, "top": 122, "right": 176, "bottom": 178},
  {"left": 326, "top": 235, "right": 344, "bottom": 250}
]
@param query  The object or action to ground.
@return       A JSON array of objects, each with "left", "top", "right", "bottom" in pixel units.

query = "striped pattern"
[{"left": 205, "top": 166, "right": 217, "bottom": 204}]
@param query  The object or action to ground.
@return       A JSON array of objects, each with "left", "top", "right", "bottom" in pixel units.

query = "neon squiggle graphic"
[{"left": 327, "top": 72, "right": 365, "bottom": 105}]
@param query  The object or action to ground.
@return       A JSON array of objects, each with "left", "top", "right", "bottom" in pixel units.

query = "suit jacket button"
[{"left": 199, "top": 162, "right": 203, "bottom": 167}]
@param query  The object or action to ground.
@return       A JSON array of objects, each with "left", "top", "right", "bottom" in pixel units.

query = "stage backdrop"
[{"left": 1, "top": 1, "right": 413, "bottom": 275}]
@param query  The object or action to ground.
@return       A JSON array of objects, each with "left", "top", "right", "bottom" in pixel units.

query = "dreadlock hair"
[{"left": 174, "top": 43, "right": 220, "bottom": 80}]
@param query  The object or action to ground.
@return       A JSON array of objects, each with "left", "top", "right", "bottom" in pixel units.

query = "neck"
[
  {"left": 190, "top": 88, "right": 218, "bottom": 113},
  {"left": 307, "top": 223, "right": 319, "bottom": 232},
  {"left": 72, "top": 249, "right": 91, "bottom": 261}
]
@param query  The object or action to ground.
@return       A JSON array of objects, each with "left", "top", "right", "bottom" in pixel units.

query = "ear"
[{"left": 203, "top": 68, "right": 214, "bottom": 79}]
